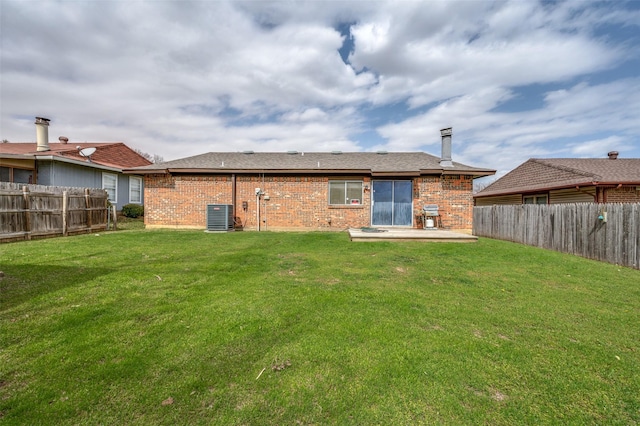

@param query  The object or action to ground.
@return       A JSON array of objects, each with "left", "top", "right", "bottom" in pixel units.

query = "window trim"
[
  {"left": 328, "top": 180, "right": 364, "bottom": 206},
  {"left": 129, "top": 176, "right": 142, "bottom": 204},
  {"left": 102, "top": 172, "right": 118, "bottom": 203},
  {"left": 523, "top": 194, "right": 548, "bottom": 205}
]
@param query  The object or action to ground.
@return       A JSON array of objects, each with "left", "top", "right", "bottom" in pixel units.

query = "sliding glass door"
[{"left": 371, "top": 180, "right": 412, "bottom": 226}]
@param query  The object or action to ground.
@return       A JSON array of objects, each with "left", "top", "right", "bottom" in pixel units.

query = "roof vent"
[
  {"left": 58, "top": 136, "right": 69, "bottom": 144},
  {"left": 607, "top": 151, "right": 619, "bottom": 160},
  {"left": 242, "top": 150, "right": 254, "bottom": 154},
  {"left": 287, "top": 150, "right": 298, "bottom": 155},
  {"left": 376, "top": 151, "right": 388, "bottom": 155},
  {"left": 331, "top": 151, "right": 342, "bottom": 155}
]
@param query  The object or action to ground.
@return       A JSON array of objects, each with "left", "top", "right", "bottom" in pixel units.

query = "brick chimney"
[
  {"left": 439, "top": 127, "right": 453, "bottom": 168},
  {"left": 35, "top": 117, "right": 50, "bottom": 152}
]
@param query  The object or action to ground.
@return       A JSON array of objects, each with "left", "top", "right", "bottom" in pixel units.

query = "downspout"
[
  {"left": 256, "top": 186, "right": 261, "bottom": 232},
  {"left": 231, "top": 173, "right": 236, "bottom": 228}
]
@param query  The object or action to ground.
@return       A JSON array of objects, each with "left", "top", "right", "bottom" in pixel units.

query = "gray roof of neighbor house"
[
  {"left": 475, "top": 158, "right": 640, "bottom": 198},
  {"left": 124, "top": 151, "right": 495, "bottom": 177}
]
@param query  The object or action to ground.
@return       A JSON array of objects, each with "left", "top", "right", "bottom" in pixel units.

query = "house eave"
[
  {"left": 122, "top": 168, "right": 168, "bottom": 175},
  {"left": 34, "top": 155, "right": 125, "bottom": 173},
  {"left": 371, "top": 171, "right": 420, "bottom": 177},
  {"left": 475, "top": 180, "right": 640, "bottom": 199},
  {"left": 420, "top": 168, "right": 496, "bottom": 177},
  {"left": 128, "top": 168, "right": 379, "bottom": 175},
  {"left": 0, "top": 153, "right": 36, "bottom": 160},
  {"left": 124, "top": 166, "right": 496, "bottom": 178}
]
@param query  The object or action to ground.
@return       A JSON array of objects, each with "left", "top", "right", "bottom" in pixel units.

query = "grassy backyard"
[{"left": 1, "top": 230, "right": 638, "bottom": 425}]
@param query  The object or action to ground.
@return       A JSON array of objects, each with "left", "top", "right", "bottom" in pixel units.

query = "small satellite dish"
[{"left": 78, "top": 147, "right": 96, "bottom": 161}]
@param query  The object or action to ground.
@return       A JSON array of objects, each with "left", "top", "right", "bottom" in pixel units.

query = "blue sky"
[{"left": 1, "top": 0, "right": 639, "bottom": 183}]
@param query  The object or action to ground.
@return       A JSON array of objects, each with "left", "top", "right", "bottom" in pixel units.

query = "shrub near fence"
[
  {"left": 473, "top": 203, "right": 640, "bottom": 269},
  {"left": 0, "top": 182, "right": 109, "bottom": 243}
]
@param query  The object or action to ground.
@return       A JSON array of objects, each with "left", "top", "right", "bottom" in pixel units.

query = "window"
[
  {"left": 14, "top": 169, "right": 33, "bottom": 184},
  {"left": 102, "top": 173, "right": 118, "bottom": 203},
  {"left": 129, "top": 176, "right": 142, "bottom": 204},
  {"left": 0, "top": 167, "right": 10, "bottom": 182},
  {"left": 329, "top": 181, "right": 363, "bottom": 205},
  {"left": 1, "top": 166, "right": 33, "bottom": 183},
  {"left": 524, "top": 195, "right": 548, "bottom": 205}
]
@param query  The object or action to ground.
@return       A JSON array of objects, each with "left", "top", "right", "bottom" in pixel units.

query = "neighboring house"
[
  {"left": 474, "top": 152, "right": 640, "bottom": 206},
  {"left": 125, "top": 128, "right": 495, "bottom": 232},
  {"left": 0, "top": 117, "right": 152, "bottom": 209}
]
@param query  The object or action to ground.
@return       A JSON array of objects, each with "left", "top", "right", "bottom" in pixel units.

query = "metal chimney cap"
[
  {"left": 35, "top": 117, "right": 50, "bottom": 124},
  {"left": 440, "top": 127, "right": 452, "bottom": 136},
  {"left": 608, "top": 151, "right": 619, "bottom": 159}
]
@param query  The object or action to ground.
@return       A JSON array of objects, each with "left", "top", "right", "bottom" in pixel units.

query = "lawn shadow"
[{"left": 0, "top": 264, "right": 113, "bottom": 312}]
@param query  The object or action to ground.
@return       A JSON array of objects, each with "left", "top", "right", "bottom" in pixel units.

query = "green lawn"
[{"left": 1, "top": 230, "right": 638, "bottom": 425}]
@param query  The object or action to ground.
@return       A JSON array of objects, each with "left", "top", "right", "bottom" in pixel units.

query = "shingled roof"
[
  {"left": 1, "top": 142, "right": 152, "bottom": 170},
  {"left": 475, "top": 158, "right": 640, "bottom": 198},
  {"left": 125, "top": 151, "right": 495, "bottom": 177}
]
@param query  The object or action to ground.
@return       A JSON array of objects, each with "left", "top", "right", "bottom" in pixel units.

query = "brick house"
[
  {"left": 126, "top": 129, "right": 495, "bottom": 232},
  {"left": 474, "top": 152, "right": 640, "bottom": 206}
]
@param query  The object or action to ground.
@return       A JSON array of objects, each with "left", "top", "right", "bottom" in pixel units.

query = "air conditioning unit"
[{"left": 206, "top": 204, "right": 234, "bottom": 231}]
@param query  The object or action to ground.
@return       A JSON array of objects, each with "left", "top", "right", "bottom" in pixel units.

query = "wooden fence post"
[
  {"left": 62, "top": 191, "right": 68, "bottom": 236},
  {"left": 22, "top": 186, "right": 31, "bottom": 240},
  {"left": 85, "top": 189, "right": 92, "bottom": 231}
]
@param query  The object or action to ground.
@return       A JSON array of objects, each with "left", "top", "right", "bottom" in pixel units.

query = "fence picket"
[
  {"left": 474, "top": 203, "right": 640, "bottom": 270},
  {"left": 1, "top": 182, "right": 108, "bottom": 243}
]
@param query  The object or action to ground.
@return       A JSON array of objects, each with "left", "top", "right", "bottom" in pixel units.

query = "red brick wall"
[
  {"left": 413, "top": 175, "right": 474, "bottom": 231},
  {"left": 605, "top": 186, "right": 640, "bottom": 203},
  {"left": 144, "top": 173, "right": 475, "bottom": 231},
  {"left": 144, "top": 175, "right": 232, "bottom": 228},
  {"left": 235, "top": 176, "right": 371, "bottom": 230}
]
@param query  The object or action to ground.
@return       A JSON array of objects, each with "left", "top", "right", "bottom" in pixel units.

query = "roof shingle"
[
  {"left": 476, "top": 158, "right": 640, "bottom": 197},
  {"left": 0, "top": 142, "right": 152, "bottom": 169},
  {"left": 126, "top": 151, "right": 495, "bottom": 176}
]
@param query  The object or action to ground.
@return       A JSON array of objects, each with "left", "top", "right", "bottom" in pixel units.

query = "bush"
[{"left": 121, "top": 204, "right": 144, "bottom": 218}]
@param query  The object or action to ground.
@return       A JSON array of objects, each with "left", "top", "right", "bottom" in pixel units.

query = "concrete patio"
[{"left": 348, "top": 227, "right": 478, "bottom": 242}]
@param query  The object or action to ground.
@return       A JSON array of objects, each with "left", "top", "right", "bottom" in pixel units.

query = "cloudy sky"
[{"left": 1, "top": 0, "right": 639, "bottom": 181}]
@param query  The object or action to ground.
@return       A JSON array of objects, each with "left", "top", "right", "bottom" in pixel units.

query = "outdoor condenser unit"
[{"left": 206, "top": 204, "right": 234, "bottom": 231}]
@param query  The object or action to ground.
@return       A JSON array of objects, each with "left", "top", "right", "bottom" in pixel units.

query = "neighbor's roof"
[
  {"left": 475, "top": 158, "right": 640, "bottom": 198},
  {"left": 124, "top": 151, "right": 495, "bottom": 177},
  {"left": 0, "top": 142, "right": 152, "bottom": 170}
]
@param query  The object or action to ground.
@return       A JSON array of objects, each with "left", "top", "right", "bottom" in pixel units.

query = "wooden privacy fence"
[
  {"left": 473, "top": 203, "right": 640, "bottom": 270},
  {"left": 1, "top": 182, "right": 109, "bottom": 243}
]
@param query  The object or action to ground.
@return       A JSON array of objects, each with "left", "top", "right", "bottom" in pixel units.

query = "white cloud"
[
  {"left": 374, "top": 77, "right": 640, "bottom": 171},
  {"left": 1, "top": 0, "right": 638, "bottom": 178},
  {"left": 567, "top": 136, "right": 633, "bottom": 157}
]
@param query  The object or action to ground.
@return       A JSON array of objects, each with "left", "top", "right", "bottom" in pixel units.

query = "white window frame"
[
  {"left": 329, "top": 180, "right": 363, "bottom": 205},
  {"left": 129, "top": 176, "right": 142, "bottom": 204},
  {"left": 102, "top": 172, "right": 118, "bottom": 203}
]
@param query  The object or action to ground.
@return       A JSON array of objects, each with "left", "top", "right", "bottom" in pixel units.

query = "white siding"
[
  {"left": 475, "top": 194, "right": 522, "bottom": 206},
  {"left": 549, "top": 187, "right": 595, "bottom": 204}
]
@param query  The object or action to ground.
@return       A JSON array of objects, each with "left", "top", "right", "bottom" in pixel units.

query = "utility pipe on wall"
[
  {"left": 231, "top": 174, "right": 236, "bottom": 227},
  {"left": 256, "top": 187, "right": 261, "bottom": 231}
]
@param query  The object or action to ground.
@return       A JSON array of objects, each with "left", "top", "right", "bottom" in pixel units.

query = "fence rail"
[
  {"left": 473, "top": 203, "right": 640, "bottom": 270},
  {"left": 1, "top": 182, "right": 109, "bottom": 243}
]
